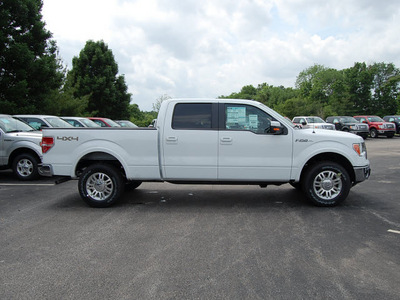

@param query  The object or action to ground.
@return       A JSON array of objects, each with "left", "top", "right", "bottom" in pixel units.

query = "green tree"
[
  {"left": 369, "top": 62, "right": 400, "bottom": 115},
  {"left": 0, "top": 0, "right": 64, "bottom": 114},
  {"left": 220, "top": 85, "right": 257, "bottom": 99},
  {"left": 67, "top": 40, "right": 131, "bottom": 119},
  {"left": 255, "top": 83, "right": 299, "bottom": 109},
  {"left": 129, "top": 103, "right": 157, "bottom": 127},
  {"left": 343, "top": 62, "right": 373, "bottom": 115}
]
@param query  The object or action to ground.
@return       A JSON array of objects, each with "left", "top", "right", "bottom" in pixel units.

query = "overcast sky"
[{"left": 42, "top": 0, "right": 400, "bottom": 111}]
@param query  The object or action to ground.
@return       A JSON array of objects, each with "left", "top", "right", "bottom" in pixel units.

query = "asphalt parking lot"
[{"left": 1, "top": 137, "right": 399, "bottom": 299}]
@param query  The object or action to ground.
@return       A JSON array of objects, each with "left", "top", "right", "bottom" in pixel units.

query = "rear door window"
[{"left": 172, "top": 103, "right": 213, "bottom": 129}]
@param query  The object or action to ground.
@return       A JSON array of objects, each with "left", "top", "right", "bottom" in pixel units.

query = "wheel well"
[
  {"left": 299, "top": 152, "right": 355, "bottom": 183},
  {"left": 75, "top": 152, "right": 126, "bottom": 178},
  {"left": 8, "top": 148, "right": 40, "bottom": 167}
]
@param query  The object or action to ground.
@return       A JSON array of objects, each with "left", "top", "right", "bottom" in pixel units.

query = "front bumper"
[{"left": 354, "top": 165, "right": 371, "bottom": 184}]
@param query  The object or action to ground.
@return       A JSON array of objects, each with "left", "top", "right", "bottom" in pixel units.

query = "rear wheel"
[
  {"left": 78, "top": 164, "right": 124, "bottom": 207},
  {"left": 12, "top": 153, "right": 39, "bottom": 180},
  {"left": 302, "top": 161, "right": 351, "bottom": 207}
]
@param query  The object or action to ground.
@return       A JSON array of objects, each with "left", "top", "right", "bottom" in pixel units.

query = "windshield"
[
  {"left": 45, "top": 117, "right": 74, "bottom": 128},
  {"left": 117, "top": 121, "right": 138, "bottom": 128},
  {"left": 367, "top": 116, "right": 384, "bottom": 122},
  {"left": 340, "top": 117, "right": 358, "bottom": 123},
  {"left": 80, "top": 118, "right": 100, "bottom": 127},
  {"left": 306, "top": 117, "right": 325, "bottom": 123},
  {"left": 0, "top": 116, "right": 36, "bottom": 132},
  {"left": 104, "top": 119, "right": 121, "bottom": 127}
]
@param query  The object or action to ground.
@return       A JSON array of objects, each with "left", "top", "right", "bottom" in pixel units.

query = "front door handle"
[{"left": 220, "top": 137, "right": 233, "bottom": 144}]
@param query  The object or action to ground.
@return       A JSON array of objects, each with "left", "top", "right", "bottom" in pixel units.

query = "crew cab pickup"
[
  {"left": 0, "top": 114, "right": 42, "bottom": 180},
  {"left": 39, "top": 99, "right": 370, "bottom": 207},
  {"left": 354, "top": 115, "right": 396, "bottom": 138}
]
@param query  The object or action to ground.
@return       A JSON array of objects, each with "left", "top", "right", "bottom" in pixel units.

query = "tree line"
[
  {"left": 221, "top": 62, "right": 400, "bottom": 119},
  {"left": 1, "top": 1, "right": 400, "bottom": 127}
]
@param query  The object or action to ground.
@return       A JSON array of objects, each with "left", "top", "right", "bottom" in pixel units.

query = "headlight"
[
  {"left": 378, "top": 124, "right": 384, "bottom": 129},
  {"left": 353, "top": 142, "right": 367, "bottom": 159},
  {"left": 350, "top": 125, "right": 356, "bottom": 129}
]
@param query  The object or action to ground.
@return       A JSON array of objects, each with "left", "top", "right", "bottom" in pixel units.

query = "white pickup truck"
[{"left": 39, "top": 99, "right": 370, "bottom": 207}]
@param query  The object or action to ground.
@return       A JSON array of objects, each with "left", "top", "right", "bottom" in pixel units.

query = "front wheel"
[
  {"left": 12, "top": 153, "right": 39, "bottom": 180},
  {"left": 370, "top": 128, "right": 378, "bottom": 138},
  {"left": 78, "top": 164, "right": 124, "bottom": 208},
  {"left": 302, "top": 161, "right": 351, "bottom": 207}
]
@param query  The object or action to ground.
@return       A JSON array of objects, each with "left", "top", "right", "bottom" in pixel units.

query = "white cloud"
[{"left": 42, "top": 0, "right": 400, "bottom": 111}]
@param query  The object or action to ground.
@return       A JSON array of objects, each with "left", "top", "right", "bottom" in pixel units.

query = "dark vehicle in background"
[
  {"left": 62, "top": 117, "right": 100, "bottom": 128},
  {"left": 115, "top": 120, "right": 138, "bottom": 128},
  {"left": 88, "top": 117, "right": 121, "bottom": 128},
  {"left": 14, "top": 115, "right": 73, "bottom": 130},
  {"left": 383, "top": 115, "right": 400, "bottom": 134},
  {"left": 326, "top": 116, "right": 369, "bottom": 139},
  {"left": 354, "top": 115, "right": 396, "bottom": 138},
  {"left": 0, "top": 114, "right": 42, "bottom": 180}
]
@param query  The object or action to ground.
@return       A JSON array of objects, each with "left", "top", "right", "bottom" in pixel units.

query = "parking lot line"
[{"left": 388, "top": 229, "right": 400, "bottom": 234}]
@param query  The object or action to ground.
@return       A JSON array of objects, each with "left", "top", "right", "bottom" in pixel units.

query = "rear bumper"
[{"left": 354, "top": 165, "right": 371, "bottom": 184}]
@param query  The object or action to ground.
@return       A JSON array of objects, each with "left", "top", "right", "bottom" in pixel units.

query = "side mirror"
[
  {"left": 268, "top": 121, "right": 284, "bottom": 135},
  {"left": 301, "top": 121, "right": 307, "bottom": 126}
]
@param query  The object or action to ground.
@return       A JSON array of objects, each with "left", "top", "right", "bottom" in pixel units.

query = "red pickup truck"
[{"left": 354, "top": 115, "right": 396, "bottom": 138}]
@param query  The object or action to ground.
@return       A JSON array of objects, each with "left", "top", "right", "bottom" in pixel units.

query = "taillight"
[{"left": 41, "top": 137, "right": 54, "bottom": 153}]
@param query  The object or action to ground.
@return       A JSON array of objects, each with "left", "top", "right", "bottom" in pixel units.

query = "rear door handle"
[{"left": 166, "top": 136, "right": 178, "bottom": 143}]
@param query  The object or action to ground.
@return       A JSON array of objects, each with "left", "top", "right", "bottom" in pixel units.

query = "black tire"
[
  {"left": 125, "top": 180, "right": 142, "bottom": 190},
  {"left": 370, "top": 128, "right": 378, "bottom": 138},
  {"left": 78, "top": 164, "right": 124, "bottom": 208},
  {"left": 302, "top": 161, "right": 351, "bottom": 207},
  {"left": 12, "top": 153, "right": 39, "bottom": 180}
]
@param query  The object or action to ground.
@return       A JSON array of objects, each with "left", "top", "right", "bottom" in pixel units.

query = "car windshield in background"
[
  {"left": 104, "top": 119, "right": 121, "bottom": 127},
  {"left": 340, "top": 117, "right": 359, "bottom": 123},
  {"left": 368, "top": 116, "right": 384, "bottom": 122},
  {"left": 45, "top": 117, "right": 73, "bottom": 128},
  {"left": 0, "top": 117, "right": 36, "bottom": 132},
  {"left": 80, "top": 118, "right": 100, "bottom": 127},
  {"left": 306, "top": 117, "right": 325, "bottom": 123},
  {"left": 117, "top": 121, "right": 138, "bottom": 128}
]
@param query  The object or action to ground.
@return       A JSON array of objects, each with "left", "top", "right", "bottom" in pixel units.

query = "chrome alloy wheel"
[
  {"left": 313, "top": 170, "right": 343, "bottom": 200},
  {"left": 86, "top": 172, "right": 114, "bottom": 201},
  {"left": 17, "top": 158, "right": 34, "bottom": 177}
]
